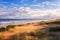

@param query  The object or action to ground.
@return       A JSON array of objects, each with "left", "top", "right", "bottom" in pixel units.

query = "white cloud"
[
  {"left": 30, "top": 1, "right": 58, "bottom": 9},
  {"left": 42, "top": 1, "right": 57, "bottom": 6},
  {"left": 0, "top": 6, "right": 60, "bottom": 19},
  {"left": 30, "top": 3, "right": 45, "bottom": 8}
]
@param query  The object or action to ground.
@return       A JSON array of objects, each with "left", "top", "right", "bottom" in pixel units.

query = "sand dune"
[
  {"left": 0, "top": 22, "right": 60, "bottom": 40},
  {"left": 0, "top": 23, "right": 45, "bottom": 39}
]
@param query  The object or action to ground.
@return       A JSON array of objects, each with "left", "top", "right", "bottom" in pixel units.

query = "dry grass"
[
  {"left": 0, "top": 21, "right": 60, "bottom": 40},
  {"left": 0, "top": 23, "right": 45, "bottom": 40}
]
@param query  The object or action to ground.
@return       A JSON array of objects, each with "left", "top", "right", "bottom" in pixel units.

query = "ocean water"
[{"left": 0, "top": 19, "right": 42, "bottom": 26}]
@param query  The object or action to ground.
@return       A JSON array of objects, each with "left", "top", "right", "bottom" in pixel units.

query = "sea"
[{"left": 0, "top": 19, "right": 43, "bottom": 26}]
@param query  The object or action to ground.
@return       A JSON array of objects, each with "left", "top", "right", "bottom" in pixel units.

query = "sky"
[{"left": 0, "top": 0, "right": 60, "bottom": 19}]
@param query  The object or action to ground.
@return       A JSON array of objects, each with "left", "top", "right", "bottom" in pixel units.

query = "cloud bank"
[
  {"left": 0, "top": 6, "right": 60, "bottom": 19},
  {"left": 0, "top": 0, "right": 60, "bottom": 19}
]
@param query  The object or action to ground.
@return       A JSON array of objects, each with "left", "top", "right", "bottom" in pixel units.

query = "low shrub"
[
  {"left": 39, "top": 19, "right": 60, "bottom": 25},
  {"left": 49, "top": 26, "right": 60, "bottom": 32},
  {"left": 48, "top": 33, "right": 60, "bottom": 40},
  {"left": 0, "top": 27, "right": 5, "bottom": 32},
  {"left": 29, "top": 31, "right": 36, "bottom": 36},
  {"left": 39, "top": 21, "right": 47, "bottom": 25},
  {"left": 8, "top": 34, "right": 19, "bottom": 40},
  {"left": 6, "top": 25, "right": 15, "bottom": 31},
  {"left": 47, "top": 21, "right": 60, "bottom": 24},
  {"left": 29, "top": 30, "right": 45, "bottom": 37},
  {"left": 19, "top": 33, "right": 27, "bottom": 40}
]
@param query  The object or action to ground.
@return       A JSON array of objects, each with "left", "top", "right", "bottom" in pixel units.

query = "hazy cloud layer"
[
  {"left": 0, "top": 6, "right": 60, "bottom": 19},
  {"left": 0, "top": 0, "right": 60, "bottom": 19}
]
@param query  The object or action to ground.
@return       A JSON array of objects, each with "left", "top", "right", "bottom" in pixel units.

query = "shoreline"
[
  {"left": 0, "top": 21, "right": 39, "bottom": 27},
  {"left": 0, "top": 19, "right": 43, "bottom": 26}
]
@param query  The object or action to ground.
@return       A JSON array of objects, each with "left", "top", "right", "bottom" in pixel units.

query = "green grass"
[
  {"left": 0, "top": 27, "right": 5, "bottom": 32},
  {"left": 6, "top": 25, "right": 15, "bottom": 31},
  {"left": 8, "top": 29, "right": 60, "bottom": 40},
  {"left": 0, "top": 25, "right": 15, "bottom": 32},
  {"left": 38, "top": 19, "right": 60, "bottom": 25},
  {"left": 29, "top": 30, "right": 45, "bottom": 37},
  {"left": 49, "top": 26, "right": 60, "bottom": 32}
]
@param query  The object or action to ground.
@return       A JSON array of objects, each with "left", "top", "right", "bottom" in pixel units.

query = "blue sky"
[
  {"left": 0, "top": 0, "right": 60, "bottom": 19},
  {"left": 0, "top": 0, "right": 60, "bottom": 9}
]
